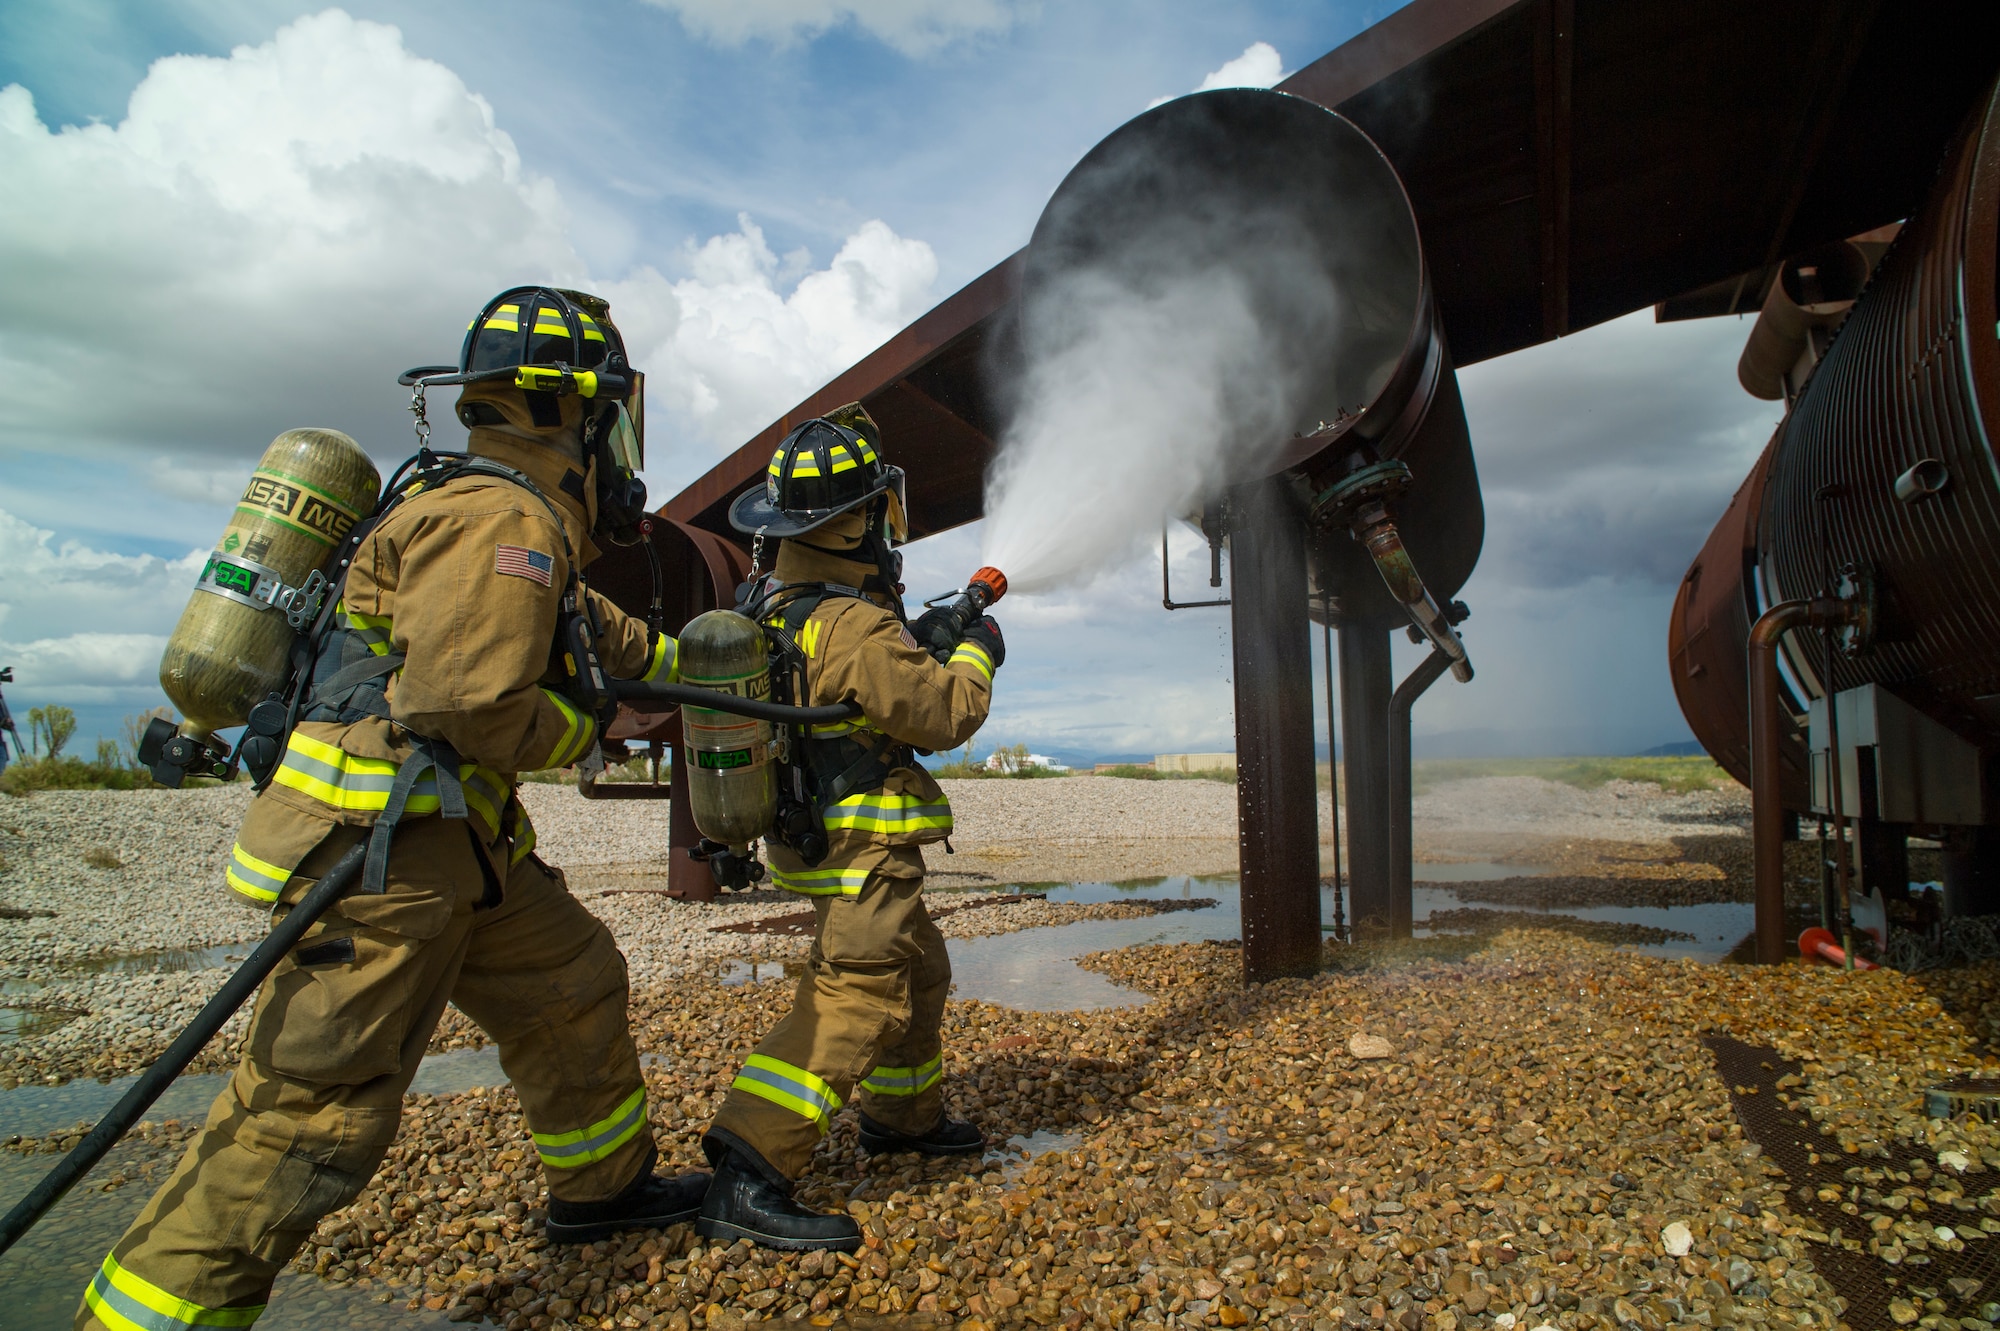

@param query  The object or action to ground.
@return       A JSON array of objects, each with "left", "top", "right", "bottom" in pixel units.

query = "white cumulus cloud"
[
  {"left": 0, "top": 509, "right": 202, "bottom": 703},
  {"left": 1151, "top": 41, "right": 1288, "bottom": 108},
  {"left": 0, "top": 8, "right": 940, "bottom": 491},
  {"left": 640, "top": 0, "right": 1023, "bottom": 56}
]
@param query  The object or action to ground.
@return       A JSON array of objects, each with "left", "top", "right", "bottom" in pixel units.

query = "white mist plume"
[{"left": 979, "top": 269, "right": 1312, "bottom": 593}]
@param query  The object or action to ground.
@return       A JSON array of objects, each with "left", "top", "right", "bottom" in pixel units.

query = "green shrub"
[
  {"left": 1409, "top": 754, "right": 1733, "bottom": 797},
  {"left": 1094, "top": 764, "right": 1237, "bottom": 784},
  {"left": 26, "top": 705, "right": 77, "bottom": 760},
  {"left": 2, "top": 755, "right": 156, "bottom": 795}
]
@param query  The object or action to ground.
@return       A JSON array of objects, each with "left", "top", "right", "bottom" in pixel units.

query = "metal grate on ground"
[{"left": 1708, "top": 1037, "right": 2000, "bottom": 1331}]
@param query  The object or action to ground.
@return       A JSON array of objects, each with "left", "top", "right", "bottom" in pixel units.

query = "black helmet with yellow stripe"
[
  {"left": 729, "top": 406, "right": 907, "bottom": 542},
  {"left": 400, "top": 286, "right": 649, "bottom": 544}
]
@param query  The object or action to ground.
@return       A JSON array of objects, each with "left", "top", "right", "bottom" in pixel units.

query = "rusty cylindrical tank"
[
  {"left": 1760, "top": 80, "right": 2000, "bottom": 765},
  {"left": 1672, "top": 76, "right": 2000, "bottom": 827}
]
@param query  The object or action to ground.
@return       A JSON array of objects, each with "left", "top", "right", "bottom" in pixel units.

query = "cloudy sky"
[{"left": 0, "top": 0, "right": 1784, "bottom": 763}]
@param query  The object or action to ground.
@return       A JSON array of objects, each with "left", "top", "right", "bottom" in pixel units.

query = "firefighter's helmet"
[{"left": 729, "top": 406, "right": 907, "bottom": 542}]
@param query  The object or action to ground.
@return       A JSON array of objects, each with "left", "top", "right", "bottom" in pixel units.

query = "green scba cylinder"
[
  {"left": 159, "top": 429, "right": 381, "bottom": 738},
  {"left": 678, "top": 609, "right": 777, "bottom": 848}
]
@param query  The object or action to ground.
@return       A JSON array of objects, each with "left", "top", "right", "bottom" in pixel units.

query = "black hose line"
[
  {"left": 0, "top": 841, "right": 369, "bottom": 1258},
  {"left": 611, "top": 680, "right": 861, "bottom": 724}
]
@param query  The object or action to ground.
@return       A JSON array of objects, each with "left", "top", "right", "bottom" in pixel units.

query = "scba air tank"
[
  {"left": 159, "top": 429, "right": 381, "bottom": 738},
  {"left": 678, "top": 609, "right": 777, "bottom": 849}
]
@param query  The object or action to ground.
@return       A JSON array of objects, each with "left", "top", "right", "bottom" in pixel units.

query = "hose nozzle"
[{"left": 968, "top": 566, "right": 1007, "bottom": 609}]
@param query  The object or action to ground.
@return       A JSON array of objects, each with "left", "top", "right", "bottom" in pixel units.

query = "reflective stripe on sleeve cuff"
[
  {"left": 767, "top": 864, "right": 873, "bottom": 896},
  {"left": 947, "top": 641, "right": 993, "bottom": 681},
  {"left": 225, "top": 843, "right": 290, "bottom": 904}
]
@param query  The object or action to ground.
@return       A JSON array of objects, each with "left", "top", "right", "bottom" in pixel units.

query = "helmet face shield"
[{"left": 606, "top": 401, "right": 643, "bottom": 475}]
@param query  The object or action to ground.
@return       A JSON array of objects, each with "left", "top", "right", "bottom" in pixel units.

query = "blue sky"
[{"left": 0, "top": 0, "right": 1782, "bottom": 762}]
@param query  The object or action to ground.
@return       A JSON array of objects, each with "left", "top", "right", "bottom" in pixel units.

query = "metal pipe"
[
  {"left": 1749, "top": 596, "right": 1858, "bottom": 964},
  {"left": 0, "top": 841, "right": 368, "bottom": 1254},
  {"left": 1228, "top": 476, "right": 1322, "bottom": 982},
  {"left": 1338, "top": 623, "right": 1394, "bottom": 938},
  {"left": 1322, "top": 614, "right": 1346, "bottom": 943},
  {"left": 1161, "top": 525, "right": 1231, "bottom": 611},
  {"left": 1388, "top": 647, "right": 1455, "bottom": 935},
  {"left": 1353, "top": 508, "right": 1472, "bottom": 682},
  {"left": 611, "top": 679, "right": 861, "bottom": 724}
]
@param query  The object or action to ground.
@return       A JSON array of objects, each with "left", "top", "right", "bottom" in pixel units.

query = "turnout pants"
[
  {"left": 709, "top": 851, "right": 950, "bottom": 1180},
  {"left": 78, "top": 816, "right": 651, "bottom": 1331}
]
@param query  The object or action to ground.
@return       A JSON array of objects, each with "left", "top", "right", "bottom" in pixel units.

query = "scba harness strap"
[
  {"left": 744, "top": 580, "right": 918, "bottom": 866},
  {"left": 264, "top": 452, "right": 598, "bottom": 895}
]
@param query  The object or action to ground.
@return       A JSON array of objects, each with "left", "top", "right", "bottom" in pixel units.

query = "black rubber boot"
[
  {"left": 697, "top": 1132, "right": 861, "bottom": 1252},
  {"left": 544, "top": 1145, "right": 711, "bottom": 1244},
  {"left": 857, "top": 1111, "right": 985, "bottom": 1156}
]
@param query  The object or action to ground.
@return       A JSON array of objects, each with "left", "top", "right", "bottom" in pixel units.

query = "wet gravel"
[
  {"left": 106, "top": 929, "right": 1993, "bottom": 1330},
  {"left": 1417, "top": 908, "right": 1695, "bottom": 947}
]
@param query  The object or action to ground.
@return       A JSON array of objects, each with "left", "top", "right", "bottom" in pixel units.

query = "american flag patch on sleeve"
[{"left": 494, "top": 545, "right": 554, "bottom": 586}]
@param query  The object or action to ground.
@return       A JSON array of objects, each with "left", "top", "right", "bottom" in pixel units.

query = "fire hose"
[{"left": 0, "top": 680, "right": 856, "bottom": 1255}]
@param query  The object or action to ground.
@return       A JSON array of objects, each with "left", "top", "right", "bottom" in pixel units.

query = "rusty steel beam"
[
  {"left": 1532, "top": 0, "right": 1573, "bottom": 340},
  {"left": 1338, "top": 623, "right": 1396, "bottom": 939},
  {"left": 1228, "top": 477, "right": 1323, "bottom": 982}
]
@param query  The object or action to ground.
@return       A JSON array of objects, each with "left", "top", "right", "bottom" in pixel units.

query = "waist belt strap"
[
  {"left": 362, "top": 738, "right": 468, "bottom": 894},
  {"left": 309, "top": 652, "right": 406, "bottom": 708}
]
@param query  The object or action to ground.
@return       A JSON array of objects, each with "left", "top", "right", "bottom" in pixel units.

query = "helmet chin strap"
[{"left": 859, "top": 499, "right": 908, "bottom": 621}]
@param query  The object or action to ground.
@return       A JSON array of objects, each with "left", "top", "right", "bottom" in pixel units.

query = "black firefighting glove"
[
  {"left": 961, "top": 616, "right": 1005, "bottom": 671},
  {"left": 908, "top": 607, "right": 959, "bottom": 664}
]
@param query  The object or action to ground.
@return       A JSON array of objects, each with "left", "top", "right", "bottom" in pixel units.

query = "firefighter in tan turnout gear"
[
  {"left": 696, "top": 411, "right": 1004, "bottom": 1251},
  {"left": 78, "top": 288, "right": 708, "bottom": 1331}
]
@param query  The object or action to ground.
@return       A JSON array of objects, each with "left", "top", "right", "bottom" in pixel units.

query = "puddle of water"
[
  {"left": 946, "top": 871, "right": 1753, "bottom": 1011},
  {"left": 718, "top": 959, "right": 800, "bottom": 987},
  {"left": 70, "top": 945, "right": 248, "bottom": 976},
  {"left": 0, "top": 1146, "right": 456, "bottom": 1329},
  {"left": 986, "top": 1128, "right": 1085, "bottom": 1179},
  {"left": 948, "top": 877, "right": 1253, "bottom": 1010},
  {"left": 0, "top": 1047, "right": 508, "bottom": 1142},
  {"left": 0, "top": 1045, "right": 508, "bottom": 1326},
  {"left": 1413, "top": 859, "right": 1556, "bottom": 882},
  {"left": 1410, "top": 885, "right": 1754, "bottom": 963},
  {"left": 0, "top": 1006, "right": 82, "bottom": 1044}
]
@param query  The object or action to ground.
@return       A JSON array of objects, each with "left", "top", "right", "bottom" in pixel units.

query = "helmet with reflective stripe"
[
  {"left": 729, "top": 407, "right": 907, "bottom": 541},
  {"left": 397, "top": 286, "right": 650, "bottom": 545}
]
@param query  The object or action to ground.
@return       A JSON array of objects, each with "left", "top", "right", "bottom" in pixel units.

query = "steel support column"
[
  {"left": 1229, "top": 477, "right": 1322, "bottom": 982},
  {"left": 1339, "top": 623, "right": 1395, "bottom": 937}
]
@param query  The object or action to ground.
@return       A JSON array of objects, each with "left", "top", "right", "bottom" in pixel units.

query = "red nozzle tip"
[{"left": 970, "top": 566, "right": 1007, "bottom": 604}]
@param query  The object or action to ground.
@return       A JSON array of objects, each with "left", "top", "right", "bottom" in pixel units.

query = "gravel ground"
[
  {"left": 18, "top": 930, "right": 1997, "bottom": 1331},
  {"left": 11, "top": 774, "right": 2000, "bottom": 1331}
]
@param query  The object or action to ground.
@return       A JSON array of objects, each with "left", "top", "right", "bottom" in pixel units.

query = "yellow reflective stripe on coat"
[
  {"left": 334, "top": 602, "right": 394, "bottom": 657},
  {"left": 537, "top": 689, "right": 596, "bottom": 769},
  {"left": 225, "top": 843, "right": 292, "bottom": 904},
  {"left": 733, "top": 1054, "right": 841, "bottom": 1131},
  {"left": 861, "top": 1053, "right": 942, "bottom": 1098},
  {"left": 821, "top": 791, "right": 954, "bottom": 835},
  {"left": 947, "top": 641, "right": 993, "bottom": 682},
  {"left": 271, "top": 732, "right": 507, "bottom": 837},
  {"left": 533, "top": 1086, "right": 647, "bottom": 1168},
  {"left": 640, "top": 632, "right": 678, "bottom": 684},
  {"left": 767, "top": 863, "right": 873, "bottom": 896},
  {"left": 84, "top": 1251, "right": 265, "bottom": 1330}
]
